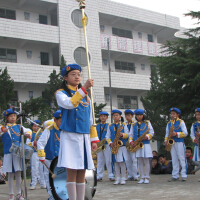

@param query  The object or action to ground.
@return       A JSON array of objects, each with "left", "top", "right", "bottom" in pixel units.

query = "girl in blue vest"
[
  {"left": 124, "top": 109, "right": 139, "bottom": 181},
  {"left": 129, "top": 109, "right": 154, "bottom": 184},
  {"left": 106, "top": 109, "right": 128, "bottom": 185},
  {"left": 37, "top": 110, "right": 62, "bottom": 200},
  {"left": 190, "top": 108, "right": 200, "bottom": 163},
  {"left": 164, "top": 107, "right": 188, "bottom": 182},
  {"left": 55, "top": 64, "right": 99, "bottom": 200},
  {"left": 96, "top": 111, "right": 114, "bottom": 181},
  {"left": 26, "top": 120, "right": 46, "bottom": 190},
  {"left": 0, "top": 109, "right": 32, "bottom": 200}
]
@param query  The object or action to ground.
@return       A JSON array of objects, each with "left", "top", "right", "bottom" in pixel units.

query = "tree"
[
  {"left": 0, "top": 68, "right": 14, "bottom": 120},
  {"left": 141, "top": 11, "right": 200, "bottom": 154}
]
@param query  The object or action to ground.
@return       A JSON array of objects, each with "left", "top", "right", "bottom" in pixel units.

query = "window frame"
[
  {"left": 115, "top": 60, "right": 135, "bottom": 74},
  {"left": 112, "top": 27, "right": 133, "bottom": 39},
  {"left": 117, "top": 95, "right": 138, "bottom": 109},
  {"left": 0, "top": 48, "right": 17, "bottom": 63}
]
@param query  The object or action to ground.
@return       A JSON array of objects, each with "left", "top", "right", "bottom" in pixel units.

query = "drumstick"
[{"left": 41, "top": 161, "right": 56, "bottom": 179}]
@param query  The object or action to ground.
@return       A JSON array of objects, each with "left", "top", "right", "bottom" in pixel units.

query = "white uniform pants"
[
  {"left": 171, "top": 142, "right": 187, "bottom": 179},
  {"left": 125, "top": 151, "right": 139, "bottom": 178},
  {"left": 44, "top": 159, "right": 54, "bottom": 200},
  {"left": 97, "top": 144, "right": 114, "bottom": 179},
  {"left": 30, "top": 152, "right": 46, "bottom": 187},
  {"left": 138, "top": 157, "right": 150, "bottom": 179}
]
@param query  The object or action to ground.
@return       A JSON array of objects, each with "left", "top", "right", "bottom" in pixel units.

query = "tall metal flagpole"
[
  {"left": 76, "top": 0, "right": 96, "bottom": 126},
  {"left": 19, "top": 102, "right": 27, "bottom": 200},
  {"left": 107, "top": 38, "right": 113, "bottom": 123}
]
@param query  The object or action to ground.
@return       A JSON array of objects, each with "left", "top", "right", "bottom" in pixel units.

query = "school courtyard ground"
[{"left": 1, "top": 172, "right": 200, "bottom": 200}]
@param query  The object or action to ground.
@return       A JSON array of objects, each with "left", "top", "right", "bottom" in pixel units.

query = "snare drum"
[
  {"left": 49, "top": 156, "right": 97, "bottom": 200},
  {"left": 9, "top": 141, "right": 34, "bottom": 160}
]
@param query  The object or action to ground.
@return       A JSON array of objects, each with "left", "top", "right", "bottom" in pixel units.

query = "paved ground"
[{"left": 1, "top": 172, "right": 200, "bottom": 200}]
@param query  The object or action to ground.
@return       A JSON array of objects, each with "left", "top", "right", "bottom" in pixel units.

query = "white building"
[{"left": 0, "top": 0, "right": 180, "bottom": 117}]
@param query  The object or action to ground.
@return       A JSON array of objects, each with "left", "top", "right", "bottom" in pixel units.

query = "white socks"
[
  {"left": 8, "top": 173, "right": 14, "bottom": 195},
  {"left": 114, "top": 162, "right": 126, "bottom": 180},
  {"left": 66, "top": 182, "right": 85, "bottom": 200},
  {"left": 138, "top": 157, "right": 150, "bottom": 179},
  {"left": 66, "top": 182, "right": 76, "bottom": 200},
  {"left": 76, "top": 183, "right": 85, "bottom": 200},
  {"left": 15, "top": 171, "right": 22, "bottom": 194}
]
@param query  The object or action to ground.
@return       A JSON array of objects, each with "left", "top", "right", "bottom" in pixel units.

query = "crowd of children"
[{"left": 0, "top": 63, "right": 200, "bottom": 200}]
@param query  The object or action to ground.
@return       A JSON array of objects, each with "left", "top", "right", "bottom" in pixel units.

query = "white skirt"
[
  {"left": 135, "top": 144, "right": 153, "bottom": 158},
  {"left": 57, "top": 131, "right": 94, "bottom": 170},
  {"left": 193, "top": 146, "right": 200, "bottom": 161},
  {"left": 3, "top": 153, "right": 23, "bottom": 173},
  {"left": 113, "top": 146, "right": 128, "bottom": 162}
]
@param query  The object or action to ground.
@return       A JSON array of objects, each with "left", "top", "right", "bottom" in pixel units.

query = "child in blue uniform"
[
  {"left": 0, "top": 109, "right": 32, "bottom": 200},
  {"left": 26, "top": 120, "right": 46, "bottom": 190},
  {"left": 37, "top": 110, "right": 62, "bottom": 200},
  {"left": 55, "top": 64, "right": 99, "bottom": 200},
  {"left": 129, "top": 109, "right": 154, "bottom": 184},
  {"left": 164, "top": 107, "right": 188, "bottom": 182},
  {"left": 96, "top": 111, "right": 114, "bottom": 181},
  {"left": 190, "top": 108, "right": 200, "bottom": 162},
  {"left": 124, "top": 109, "right": 139, "bottom": 181},
  {"left": 106, "top": 109, "right": 128, "bottom": 185}
]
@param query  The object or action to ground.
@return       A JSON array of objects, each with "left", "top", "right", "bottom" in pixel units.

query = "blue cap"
[
  {"left": 99, "top": 111, "right": 109, "bottom": 116},
  {"left": 195, "top": 108, "right": 200, "bottom": 112},
  {"left": 134, "top": 109, "right": 145, "bottom": 115},
  {"left": 61, "top": 64, "right": 82, "bottom": 77},
  {"left": 124, "top": 109, "right": 134, "bottom": 115},
  {"left": 111, "top": 109, "right": 122, "bottom": 115},
  {"left": 31, "top": 120, "right": 41, "bottom": 127},
  {"left": 4, "top": 108, "right": 16, "bottom": 117},
  {"left": 54, "top": 110, "right": 62, "bottom": 118},
  {"left": 170, "top": 107, "right": 181, "bottom": 114}
]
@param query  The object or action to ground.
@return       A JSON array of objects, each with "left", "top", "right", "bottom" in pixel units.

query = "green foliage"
[
  {"left": 94, "top": 102, "right": 107, "bottom": 123},
  {"left": 0, "top": 68, "right": 14, "bottom": 120},
  {"left": 141, "top": 11, "right": 200, "bottom": 154}
]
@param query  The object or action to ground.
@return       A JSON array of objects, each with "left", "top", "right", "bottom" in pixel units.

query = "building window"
[
  {"left": 148, "top": 34, "right": 153, "bottom": 42},
  {"left": 0, "top": 8, "right": 16, "bottom": 20},
  {"left": 26, "top": 50, "right": 32, "bottom": 59},
  {"left": 74, "top": 47, "right": 90, "bottom": 67},
  {"left": 141, "top": 64, "right": 145, "bottom": 71},
  {"left": 39, "top": 15, "right": 47, "bottom": 24},
  {"left": 112, "top": 27, "right": 132, "bottom": 39},
  {"left": 115, "top": 61, "right": 135, "bottom": 74},
  {"left": 138, "top": 32, "right": 142, "bottom": 39},
  {"left": 0, "top": 48, "right": 17, "bottom": 62},
  {"left": 105, "top": 94, "right": 109, "bottom": 101},
  {"left": 11, "top": 91, "right": 18, "bottom": 107},
  {"left": 40, "top": 52, "right": 49, "bottom": 65},
  {"left": 24, "top": 12, "right": 30, "bottom": 20},
  {"left": 71, "top": 9, "right": 87, "bottom": 28},
  {"left": 29, "top": 91, "right": 33, "bottom": 99},
  {"left": 117, "top": 95, "right": 138, "bottom": 109}
]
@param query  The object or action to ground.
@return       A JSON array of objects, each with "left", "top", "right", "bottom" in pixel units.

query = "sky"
[{"left": 111, "top": 0, "right": 199, "bottom": 28}]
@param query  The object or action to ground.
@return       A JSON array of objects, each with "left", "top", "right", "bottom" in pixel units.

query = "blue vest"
[
  {"left": 59, "top": 89, "right": 91, "bottom": 134},
  {"left": 192, "top": 122, "right": 200, "bottom": 146},
  {"left": 168, "top": 119, "right": 184, "bottom": 143},
  {"left": 109, "top": 123, "right": 128, "bottom": 146},
  {"left": 1, "top": 124, "right": 21, "bottom": 154},
  {"left": 31, "top": 131, "right": 42, "bottom": 152},
  {"left": 96, "top": 123, "right": 108, "bottom": 144},
  {"left": 133, "top": 121, "right": 150, "bottom": 144},
  {"left": 45, "top": 123, "right": 60, "bottom": 160}
]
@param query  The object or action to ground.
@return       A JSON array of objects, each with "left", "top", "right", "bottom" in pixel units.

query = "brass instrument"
[
  {"left": 112, "top": 124, "right": 123, "bottom": 155},
  {"left": 165, "top": 118, "right": 176, "bottom": 152},
  {"left": 33, "top": 126, "right": 43, "bottom": 151},
  {"left": 92, "top": 138, "right": 106, "bottom": 155},
  {"left": 128, "top": 127, "right": 150, "bottom": 153}
]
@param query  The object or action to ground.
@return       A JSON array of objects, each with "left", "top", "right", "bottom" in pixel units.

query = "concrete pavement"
[{"left": 1, "top": 172, "right": 200, "bottom": 200}]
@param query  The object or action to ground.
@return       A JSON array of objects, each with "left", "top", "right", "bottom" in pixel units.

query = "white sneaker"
[
  {"left": 144, "top": 178, "right": 149, "bottom": 184},
  {"left": 40, "top": 185, "right": 46, "bottom": 189},
  {"left": 120, "top": 180, "right": 126, "bottom": 185},
  {"left": 138, "top": 179, "right": 145, "bottom": 184},
  {"left": 134, "top": 177, "right": 139, "bottom": 181},
  {"left": 16, "top": 194, "right": 24, "bottom": 200},
  {"left": 113, "top": 180, "right": 120, "bottom": 185},
  {"left": 30, "top": 186, "right": 36, "bottom": 190},
  {"left": 7, "top": 195, "right": 14, "bottom": 200}
]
